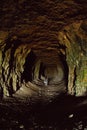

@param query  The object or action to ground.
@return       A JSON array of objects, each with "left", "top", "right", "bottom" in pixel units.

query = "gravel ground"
[{"left": 0, "top": 95, "right": 87, "bottom": 130}]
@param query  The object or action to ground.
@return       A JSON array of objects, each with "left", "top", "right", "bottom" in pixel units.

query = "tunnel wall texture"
[{"left": 58, "top": 21, "right": 87, "bottom": 96}]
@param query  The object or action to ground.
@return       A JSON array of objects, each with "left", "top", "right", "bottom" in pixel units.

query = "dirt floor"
[{"left": 0, "top": 94, "right": 87, "bottom": 130}]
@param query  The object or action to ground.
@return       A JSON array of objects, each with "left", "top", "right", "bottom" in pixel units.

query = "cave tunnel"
[
  {"left": 0, "top": 0, "right": 87, "bottom": 129},
  {"left": 21, "top": 48, "right": 68, "bottom": 98}
]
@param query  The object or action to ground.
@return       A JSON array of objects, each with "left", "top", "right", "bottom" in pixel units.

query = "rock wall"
[
  {"left": 0, "top": 32, "right": 31, "bottom": 97},
  {"left": 58, "top": 21, "right": 87, "bottom": 96}
]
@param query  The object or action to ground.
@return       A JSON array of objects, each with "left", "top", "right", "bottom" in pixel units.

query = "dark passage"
[{"left": 21, "top": 51, "right": 36, "bottom": 82}]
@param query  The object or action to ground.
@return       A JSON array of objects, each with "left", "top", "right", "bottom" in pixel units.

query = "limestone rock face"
[
  {"left": 0, "top": 0, "right": 87, "bottom": 100},
  {"left": 58, "top": 21, "right": 87, "bottom": 96}
]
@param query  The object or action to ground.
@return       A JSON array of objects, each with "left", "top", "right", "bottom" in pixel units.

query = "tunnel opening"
[
  {"left": 20, "top": 48, "right": 69, "bottom": 97},
  {"left": 29, "top": 50, "right": 69, "bottom": 95},
  {"left": 38, "top": 53, "right": 68, "bottom": 86}
]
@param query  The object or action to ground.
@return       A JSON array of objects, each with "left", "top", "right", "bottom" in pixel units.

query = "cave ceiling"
[{"left": 0, "top": 0, "right": 87, "bottom": 53}]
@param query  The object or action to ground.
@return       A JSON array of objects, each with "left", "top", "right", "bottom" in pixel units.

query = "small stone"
[
  {"left": 19, "top": 124, "right": 24, "bottom": 129},
  {"left": 68, "top": 114, "right": 73, "bottom": 118}
]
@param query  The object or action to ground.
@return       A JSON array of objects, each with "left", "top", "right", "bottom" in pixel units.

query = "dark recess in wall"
[
  {"left": 21, "top": 51, "right": 36, "bottom": 82},
  {"left": 59, "top": 53, "right": 69, "bottom": 88}
]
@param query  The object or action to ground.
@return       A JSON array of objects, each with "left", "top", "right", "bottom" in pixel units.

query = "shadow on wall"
[
  {"left": 21, "top": 51, "right": 36, "bottom": 82},
  {"left": 59, "top": 53, "right": 69, "bottom": 87}
]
